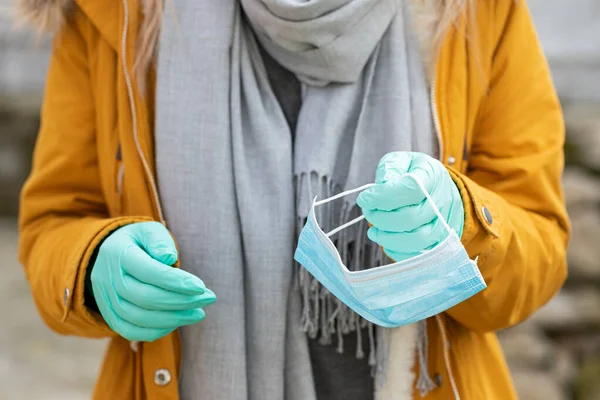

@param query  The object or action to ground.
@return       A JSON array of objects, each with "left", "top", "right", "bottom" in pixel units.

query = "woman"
[{"left": 17, "top": 0, "right": 569, "bottom": 399}]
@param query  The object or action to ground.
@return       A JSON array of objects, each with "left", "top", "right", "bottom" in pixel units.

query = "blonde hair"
[
  {"left": 134, "top": 0, "right": 469, "bottom": 84},
  {"left": 434, "top": 0, "right": 470, "bottom": 53},
  {"left": 135, "top": 0, "right": 163, "bottom": 85}
]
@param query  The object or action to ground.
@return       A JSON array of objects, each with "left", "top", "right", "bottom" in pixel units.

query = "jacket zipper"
[
  {"left": 120, "top": 0, "right": 166, "bottom": 225},
  {"left": 430, "top": 60, "right": 461, "bottom": 400},
  {"left": 430, "top": 68, "right": 463, "bottom": 400},
  {"left": 120, "top": 0, "right": 166, "bottom": 356}
]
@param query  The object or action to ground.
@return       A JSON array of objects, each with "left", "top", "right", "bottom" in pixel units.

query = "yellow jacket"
[{"left": 18, "top": 0, "right": 570, "bottom": 399}]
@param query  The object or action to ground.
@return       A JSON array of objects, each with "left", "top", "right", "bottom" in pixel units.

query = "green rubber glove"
[
  {"left": 90, "top": 221, "right": 215, "bottom": 342},
  {"left": 356, "top": 152, "right": 465, "bottom": 262}
]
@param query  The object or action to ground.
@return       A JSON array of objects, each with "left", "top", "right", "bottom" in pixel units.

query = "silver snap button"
[
  {"left": 63, "top": 288, "right": 70, "bottom": 307},
  {"left": 482, "top": 206, "right": 493, "bottom": 224},
  {"left": 130, "top": 341, "right": 139, "bottom": 352},
  {"left": 154, "top": 368, "right": 171, "bottom": 387},
  {"left": 447, "top": 156, "right": 456, "bottom": 166}
]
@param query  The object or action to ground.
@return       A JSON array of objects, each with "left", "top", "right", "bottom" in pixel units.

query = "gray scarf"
[{"left": 155, "top": 0, "right": 435, "bottom": 399}]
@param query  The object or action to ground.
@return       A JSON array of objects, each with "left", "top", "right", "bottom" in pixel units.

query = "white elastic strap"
[
  {"left": 403, "top": 173, "right": 453, "bottom": 235},
  {"left": 316, "top": 173, "right": 454, "bottom": 238},
  {"left": 435, "top": 315, "right": 460, "bottom": 400},
  {"left": 314, "top": 183, "right": 377, "bottom": 207},
  {"left": 327, "top": 215, "right": 366, "bottom": 238},
  {"left": 314, "top": 183, "right": 376, "bottom": 238}
]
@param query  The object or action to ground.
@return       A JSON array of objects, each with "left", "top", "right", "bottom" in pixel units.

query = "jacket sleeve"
[
  {"left": 18, "top": 13, "right": 151, "bottom": 338},
  {"left": 445, "top": 0, "right": 570, "bottom": 333}
]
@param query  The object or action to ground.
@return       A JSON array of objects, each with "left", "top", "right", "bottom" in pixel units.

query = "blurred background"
[{"left": 1, "top": 1, "right": 599, "bottom": 399}]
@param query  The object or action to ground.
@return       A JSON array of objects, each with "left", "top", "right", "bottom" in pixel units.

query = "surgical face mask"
[{"left": 294, "top": 173, "right": 487, "bottom": 328}]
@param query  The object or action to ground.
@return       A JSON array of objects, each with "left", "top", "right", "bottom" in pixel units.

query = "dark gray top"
[{"left": 260, "top": 46, "right": 374, "bottom": 400}]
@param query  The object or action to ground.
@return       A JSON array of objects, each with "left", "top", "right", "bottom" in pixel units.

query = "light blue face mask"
[{"left": 294, "top": 173, "right": 487, "bottom": 328}]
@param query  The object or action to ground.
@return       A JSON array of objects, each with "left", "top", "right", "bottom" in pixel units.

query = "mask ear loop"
[
  {"left": 314, "top": 183, "right": 376, "bottom": 238},
  {"left": 403, "top": 173, "right": 454, "bottom": 236},
  {"left": 314, "top": 173, "right": 455, "bottom": 238}
]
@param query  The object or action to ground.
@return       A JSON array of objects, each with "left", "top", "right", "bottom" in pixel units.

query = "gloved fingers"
[
  {"left": 375, "top": 152, "right": 440, "bottom": 189},
  {"left": 358, "top": 156, "right": 440, "bottom": 212},
  {"left": 121, "top": 244, "right": 206, "bottom": 295},
  {"left": 367, "top": 218, "right": 448, "bottom": 254},
  {"left": 115, "top": 273, "right": 216, "bottom": 311},
  {"left": 401, "top": 153, "right": 439, "bottom": 194},
  {"left": 92, "top": 284, "right": 174, "bottom": 341},
  {"left": 361, "top": 198, "right": 437, "bottom": 232},
  {"left": 359, "top": 151, "right": 445, "bottom": 211},
  {"left": 357, "top": 179, "right": 426, "bottom": 212},
  {"left": 360, "top": 161, "right": 454, "bottom": 230},
  {"left": 374, "top": 152, "right": 413, "bottom": 184},
  {"left": 130, "top": 221, "right": 179, "bottom": 265},
  {"left": 107, "top": 290, "right": 206, "bottom": 329}
]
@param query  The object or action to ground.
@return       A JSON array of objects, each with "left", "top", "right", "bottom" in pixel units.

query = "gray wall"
[
  {"left": 0, "top": 3, "right": 51, "bottom": 111},
  {"left": 529, "top": 0, "right": 600, "bottom": 102}
]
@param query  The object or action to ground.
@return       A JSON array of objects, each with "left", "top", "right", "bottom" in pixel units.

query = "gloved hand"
[
  {"left": 90, "top": 221, "right": 215, "bottom": 342},
  {"left": 356, "top": 152, "right": 464, "bottom": 262}
]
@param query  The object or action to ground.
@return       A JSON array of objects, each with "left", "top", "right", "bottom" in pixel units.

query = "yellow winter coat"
[{"left": 18, "top": 0, "right": 570, "bottom": 399}]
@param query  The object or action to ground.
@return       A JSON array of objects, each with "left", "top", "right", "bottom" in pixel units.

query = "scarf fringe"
[
  {"left": 416, "top": 319, "right": 438, "bottom": 397},
  {"left": 295, "top": 172, "right": 437, "bottom": 398},
  {"left": 295, "top": 172, "right": 385, "bottom": 365}
]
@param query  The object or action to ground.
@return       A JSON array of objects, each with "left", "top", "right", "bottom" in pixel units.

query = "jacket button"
[
  {"left": 434, "top": 373, "right": 443, "bottom": 386},
  {"left": 154, "top": 368, "right": 171, "bottom": 387},
  {"left": 63, "top": 288, "right": 70, "bottom": 307},
  {"left": 447, "top": 156, "right": 456, "bottom": 166},
  {"left": 482, "top": 206, "right": 493, "bottom": 224}
]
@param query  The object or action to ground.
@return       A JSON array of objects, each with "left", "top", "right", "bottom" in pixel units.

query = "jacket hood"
[{"left": 14, "top": 0, "right": 74, "bottom": 33}]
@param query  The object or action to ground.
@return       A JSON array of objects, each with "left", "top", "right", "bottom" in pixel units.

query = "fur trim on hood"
[
  {"left": 14, "top": 0, "right": 74, "bottom": 33},
  {"left": 14, "top": 0, "right": 441, "bottom": 82},
  {"left": 14, "top": 0, "right": 440, "bottom": 63}
]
